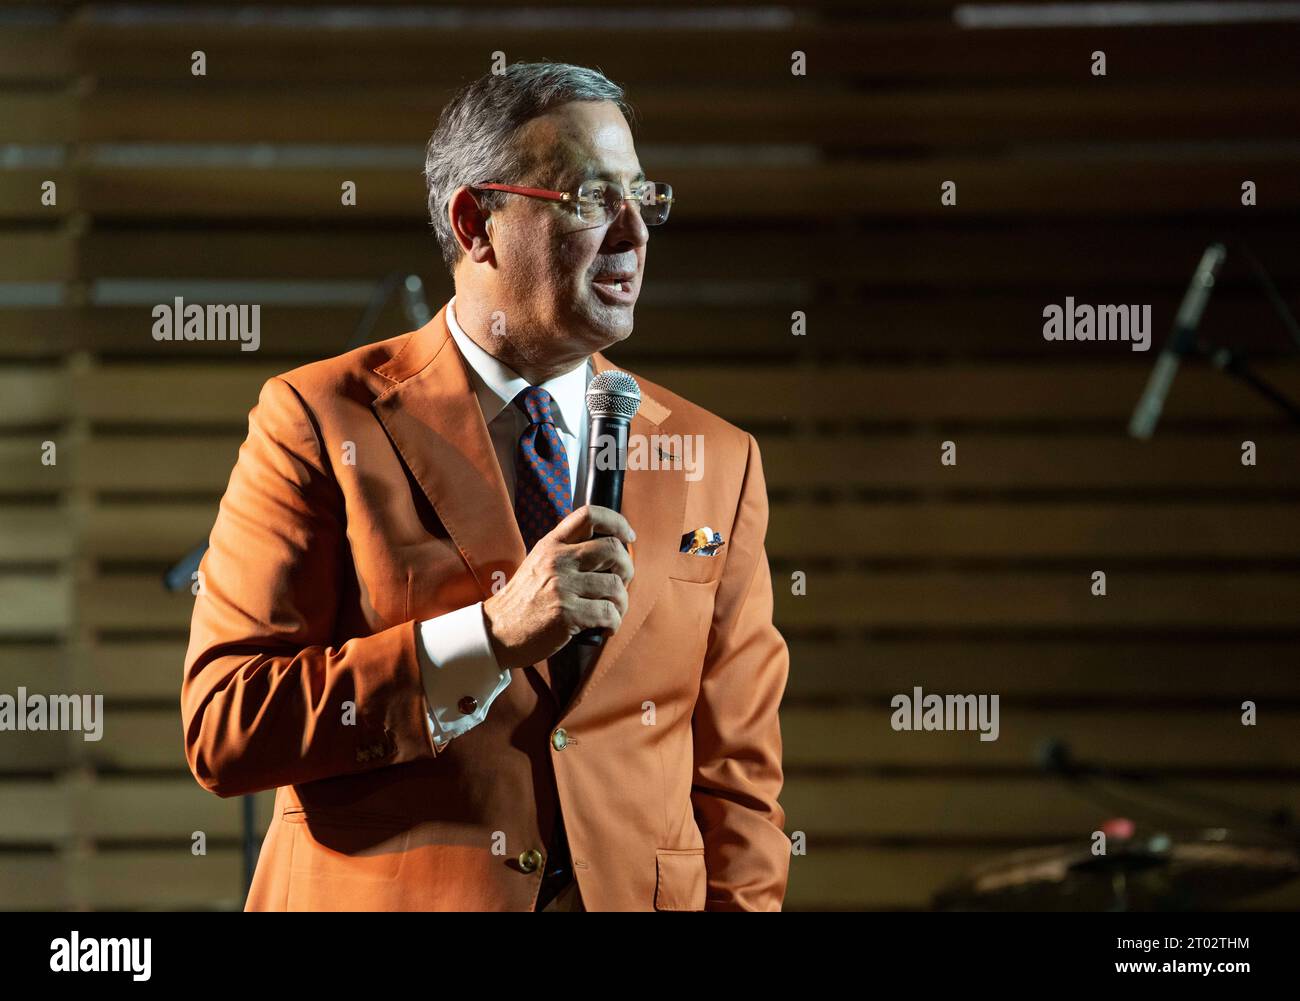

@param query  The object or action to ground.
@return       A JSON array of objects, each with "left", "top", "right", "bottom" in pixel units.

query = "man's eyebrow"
[{"left": 575, "top": 166, "right": 647, "bottom": 186}]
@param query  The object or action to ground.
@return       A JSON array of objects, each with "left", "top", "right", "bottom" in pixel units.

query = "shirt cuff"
[{"left": 416, "top": 602, "right": 511, "bottom": 749}]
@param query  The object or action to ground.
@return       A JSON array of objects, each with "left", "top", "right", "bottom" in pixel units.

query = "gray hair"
[{"left": 423, "top": 61, "right": 634, "bottom": 275}]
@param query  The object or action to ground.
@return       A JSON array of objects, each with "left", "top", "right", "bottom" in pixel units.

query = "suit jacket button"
[
  {"left": 551, "top": 727, "right": 569, "bottom": 751},
  {"left": 518, "top": 849, "right": 543, "bottom": 873},
  {"left": 458, "top": 695, "right": 478, "bottom": 715}
]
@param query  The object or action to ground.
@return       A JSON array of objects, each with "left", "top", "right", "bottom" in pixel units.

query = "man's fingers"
[
  {"left": 570, "top": 595, "right": 623, "bottom": 634},
  {"left": 554, "top": 504, "right": 635, "bottom": 546},
  {"left": 570, "top": 536, "right": 634, "bottom": 582},
  {"left": 571, "top": 571, "right": 629, "bottom": 614}
]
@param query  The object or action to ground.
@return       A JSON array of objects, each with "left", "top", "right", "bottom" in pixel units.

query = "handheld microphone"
[
  {"left": 1128, "top": 242, "right": 1227, "bottom": 440},
  {"left": 573, "top": 370, "right": 641, "bottom": 647}
]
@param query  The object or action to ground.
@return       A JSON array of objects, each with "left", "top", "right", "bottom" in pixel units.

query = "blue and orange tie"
[{"left": 513, "top": 385, "right": 574, "bottom": 553}]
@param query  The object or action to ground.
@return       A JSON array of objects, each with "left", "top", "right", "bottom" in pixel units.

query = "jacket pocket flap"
[{"left": 654, "top": 849, "right": 707, "bottom": 911}]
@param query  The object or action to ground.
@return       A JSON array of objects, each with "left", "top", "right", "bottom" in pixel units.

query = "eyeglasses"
[{"left": 472, "top": 179, "right": 673, "bottom": 227}]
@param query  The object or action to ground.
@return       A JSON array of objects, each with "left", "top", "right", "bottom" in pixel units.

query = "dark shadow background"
[{"left": 1, "top": 1, "right": 1299, "bottom": 910}]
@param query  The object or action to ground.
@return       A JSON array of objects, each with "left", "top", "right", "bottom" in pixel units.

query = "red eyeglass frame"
[
  {"left": 470, "top": 180, "right": 673, "bottom": 224},
  {"left": 472, "top": 182, "right": 575, "bottom": 204}
]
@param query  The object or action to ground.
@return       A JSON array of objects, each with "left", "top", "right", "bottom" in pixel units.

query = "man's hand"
[{"left": 482, "top": 505, "right": 636, "bottom": 671}]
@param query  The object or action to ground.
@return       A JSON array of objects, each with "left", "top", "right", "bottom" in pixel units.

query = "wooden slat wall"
[{"left": 2, "top": 1, "right": 1299, "bottom": 911}]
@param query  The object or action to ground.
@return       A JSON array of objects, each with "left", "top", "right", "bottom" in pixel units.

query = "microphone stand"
[
  {"left": 1198, "top": 241, "right": 1300, "bottom": 425},
  {"left": 1207, "top": 345, "right": 1300, "bottom": 425},
  {"left": 162, "top": 272, "right": 432, "bottom": 898}
]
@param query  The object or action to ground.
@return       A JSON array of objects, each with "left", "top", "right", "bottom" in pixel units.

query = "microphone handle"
[{"left": 573, "top": 414, "right": 630, "bottom": 646}]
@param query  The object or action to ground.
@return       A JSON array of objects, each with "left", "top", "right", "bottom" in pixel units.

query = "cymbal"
[{"left": 934, "top": 828, "right": 1300, "bottom": 911}]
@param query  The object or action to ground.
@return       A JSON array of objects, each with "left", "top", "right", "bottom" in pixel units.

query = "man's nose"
[{"left": 605, "top": 196, "right": 649, "bottom": 250}]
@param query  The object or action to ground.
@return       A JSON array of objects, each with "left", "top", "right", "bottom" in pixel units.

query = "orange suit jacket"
[{"left": 181, "top": 303, "right": 791, "bottom": 910}]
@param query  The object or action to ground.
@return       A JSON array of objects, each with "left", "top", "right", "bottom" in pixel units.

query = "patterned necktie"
[
  {"left": 513, "top": 385, "right": 573, "bottom": 553},
  {"left": 512, "top": 385, "right": 586, "bottom": 713}
]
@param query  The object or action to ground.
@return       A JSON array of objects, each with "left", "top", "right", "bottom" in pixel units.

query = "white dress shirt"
[{"left": 417, "top": 296, "right": 591, "bottom": 748}]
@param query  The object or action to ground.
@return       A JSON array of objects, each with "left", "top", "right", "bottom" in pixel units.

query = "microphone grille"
[{"left": 587, "top": 370, "right": 641, "bottom": 420}]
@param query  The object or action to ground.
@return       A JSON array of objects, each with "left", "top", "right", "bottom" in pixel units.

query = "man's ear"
[{"left": 448, "top": 186, "right": 496, "bottom": 265}]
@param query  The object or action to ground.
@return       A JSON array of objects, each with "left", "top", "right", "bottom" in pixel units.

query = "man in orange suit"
[{"left": 182, "top": 61, "right": 790, "bottom": 911}]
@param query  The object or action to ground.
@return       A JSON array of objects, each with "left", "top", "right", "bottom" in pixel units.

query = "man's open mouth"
[
  {"left": 592, "top": 274, "right": 633, "bottom": 294},
  {"left": 591, "top": 273, "right": 636, "bottom": 305}
]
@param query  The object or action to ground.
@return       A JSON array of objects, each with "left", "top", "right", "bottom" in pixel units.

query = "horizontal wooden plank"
[
  {"left": 89, "top": 641, "right": 181, "bottom": 700},
  {"left": 81, "top": 577, "right": 195, "bottom": 631},
  {"left": 72, "top": 22, "right": 1300, "bottom": 85},
  {"left": 770, "top": 502, "right": 1300, "bottom": 559},
  {"left": 658, "top": 362, "right": 1300, "bottom": 424},
  {"left": 772, "top": 570, "right": 1300, "bottom": 630},
  {"left": 75, "top": 223, "right": 1300, "bottom": 287},
  {"left": 0, "top": 781, "right": 68, "bottom": 840},
  {"left": 0, "top": 639, "right": 172, "bottom": 696},
  {"left": 760, "top": 433, "right": 1300, "bottom": 491},
  {"left": 74, "top": 364, "right": 273, "bottom": 424},
  {"left": 0, "top": 507, "right": 69, "bottom": 562},
  {"left": 86, "top": 777, "right": 246, "bottom": 840},
  {"left": 59, "top": 430, "right": 1300, "bottom": 497},
  {"left": 19, "top": 636, "right": 1296, "bottom": 704},
  {"left": 61, "top": 498, "right": 1300, "bottom": 563},
  {"left": 0, "top": 90, "right": 74, "bottom": 142},
  {"left": 783, "top": 777, "right": 1300, "bottom": 841},
  {"left": 1, "top": 295, "right": 1295, "bottom": 361},
  {"left": 0, "top": 855, "right": 66, "bottom": 910},
  {"left": 788, "top": 637, "right": 1300, "bottom": 700},
  {"left": 76, "top": 706, "right": 1299, "bottom": 774},
  {"left": 39, "top": 358, "right": 1300, "bottom": 430},
  {"left": 0, "top": 170, "right": 73, "bottom": 220},
  {"left": 84, "top": 848, "right": 247, "bottom": 910},
  {"left": 68, "top": 567, "right": 1300, "bottom": 632},
  {"left": 0, "top": 643, "right": 61, "bottom": 686},
  {"left": 2, "top": 435, "right": 1291, "bottom": 508},
  {"left": 0, "top": 573, "right": 70, "bottom": 635},
  {"left": 78, "top": 83, "right": 1300, "bottom": 146},
  {"left": 0, "top": 367, "right": 68, "bottom": 425},
  {"left": 68, "top": 158, "right": 1300, "bottom": 221},
  {"left": 0, "top": 228, "right": 76, "bottom": 280},
  {"left": 4, "top": 630, "right": 1297, "bottom": 725},
  {"left": 58, "top": 360, "right": 1300, "bottom": 425},
  {"left": 0, "top": 438, "right": 69, "bottom": 492},
  {"left": 0, "top": 28, "right": 70, "bottom": 82},
  {"left": 0, "top": 727, "right": 70, "bottom": 771},
  {"left": 782, "top": 708, "right": 1300, "bottom": 770},
  {"left": 78, "top": 437, "right": 243, "bottom": 492},
  {"left": 15, "top": 850, "right": 246, "bottom": 910}
]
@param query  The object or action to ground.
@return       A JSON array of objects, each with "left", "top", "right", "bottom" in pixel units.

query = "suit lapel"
[
  {"left": 372, "top": 304, "right": 526, "bottom": 598},
  {"left": 370, "top": 305, "right": 679, "bottom": 707}
]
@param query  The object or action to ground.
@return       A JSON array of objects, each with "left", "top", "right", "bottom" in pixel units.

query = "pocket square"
[{"left": 680, "top": 526, "right": 725, "bottom": 556}]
